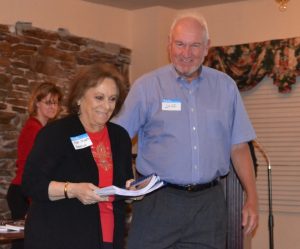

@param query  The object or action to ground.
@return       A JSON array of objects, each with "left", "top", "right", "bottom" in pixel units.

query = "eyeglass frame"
[{"left": 40, "top": 100, "right": 60, "bottom": 106}]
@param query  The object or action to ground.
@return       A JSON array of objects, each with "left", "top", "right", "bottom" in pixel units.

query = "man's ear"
[{"left": 204, "top": 39, "right": 211, "bottom": 56}]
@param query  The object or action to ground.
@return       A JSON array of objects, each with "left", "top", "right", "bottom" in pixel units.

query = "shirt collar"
[{"left": 170, "top": 65, "right": 203, "bottom": 86}]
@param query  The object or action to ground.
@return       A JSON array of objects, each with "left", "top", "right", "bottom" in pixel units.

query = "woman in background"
[
  {"left": 22, "top": 64, "right": 133, "bottom": 249},
  {"left": 6, "top": 82, "right": 62, "bottom": 249}
]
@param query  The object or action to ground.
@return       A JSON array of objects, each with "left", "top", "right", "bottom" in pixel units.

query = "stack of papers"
[
  {"left": 94, "top": 174, "right": 165, "bottom": 197},
  {"left": 0, "top": 220, "right": 24, "bottom": 232}
]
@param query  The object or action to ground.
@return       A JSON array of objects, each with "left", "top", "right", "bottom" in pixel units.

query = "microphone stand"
[{"left": 253, "top": 140, "right": 274, "bottom": 249}]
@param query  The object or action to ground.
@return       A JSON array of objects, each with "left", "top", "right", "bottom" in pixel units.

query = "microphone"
[{"left": 252, "top": 140, "right": 274, "bottom": 249}]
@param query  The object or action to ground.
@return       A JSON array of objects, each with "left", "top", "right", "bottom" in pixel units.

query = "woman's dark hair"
[{"left": 67, "top": 63, "right": 127, "bottom": 117}]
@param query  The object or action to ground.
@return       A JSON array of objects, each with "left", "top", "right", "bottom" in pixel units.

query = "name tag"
[
  {"left": 162, "top": 99, "right": 181, "bottom": 111},
  {"left": 70, "top": 133, "right": 92, "bottom": 150}
]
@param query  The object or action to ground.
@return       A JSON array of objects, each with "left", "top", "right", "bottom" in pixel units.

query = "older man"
[{"left": 113, "top": 13, "right": 258, "bottom": 249}]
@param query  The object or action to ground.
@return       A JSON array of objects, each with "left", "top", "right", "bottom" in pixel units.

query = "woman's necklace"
[{"left": 88, "top": 127, "right": 112, "bottom": 171}]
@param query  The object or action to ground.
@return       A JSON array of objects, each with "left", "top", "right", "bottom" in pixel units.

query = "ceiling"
[{"left": 83, "top": 0, "right": 246, "bottom": 10}]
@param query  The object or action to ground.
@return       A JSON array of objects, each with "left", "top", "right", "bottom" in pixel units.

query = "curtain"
[{"left": 204, "top": 37, "right": 300, "bottom": 93}]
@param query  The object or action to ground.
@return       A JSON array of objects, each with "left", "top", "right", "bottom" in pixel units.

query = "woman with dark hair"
[
  {"left": 7, "top": 82, "right": 62, "bottom": 249},
  {"left": 22, "top": 63, "right": 133, "bottom": 249}
]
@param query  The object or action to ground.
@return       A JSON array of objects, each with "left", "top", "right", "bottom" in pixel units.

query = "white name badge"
[
  {"left": 70, "top": 133, "right": 92, "bottom": 150},
  {"left": 162, "top": 99, "right": 181, "bottom": 111}
]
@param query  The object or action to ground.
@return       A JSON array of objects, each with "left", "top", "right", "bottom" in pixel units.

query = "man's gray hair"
[{"left": 169, "top": 13, "right": 210, "bottom": 43}]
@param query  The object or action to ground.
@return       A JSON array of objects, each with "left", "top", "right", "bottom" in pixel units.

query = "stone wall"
[{"left": 0, "top": 22, "right": 131, "bottom": 220}]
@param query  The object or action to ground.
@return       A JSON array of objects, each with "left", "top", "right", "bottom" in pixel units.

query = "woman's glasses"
[{"left": 41, "top": 100, "right": 59, "bottom": 106}]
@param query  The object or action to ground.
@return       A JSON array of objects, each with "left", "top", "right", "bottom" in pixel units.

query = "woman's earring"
[{"left": 77, "top": 100, "right": 81, "bottom": 114}]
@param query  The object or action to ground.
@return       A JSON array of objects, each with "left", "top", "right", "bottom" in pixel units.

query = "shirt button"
[
  {"left": 193, "top": 146, "right": 197, "bottom": 150},
  {"left": 192, "top": 126, "right": 196, "bottom": 131},
  {"left": 191, "top": 108, "right": 194, "bottom": 112}
]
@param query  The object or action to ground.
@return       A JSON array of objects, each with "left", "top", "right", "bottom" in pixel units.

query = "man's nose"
[{"left": 182, "top": 45, "right": 192, "bottom": 57}]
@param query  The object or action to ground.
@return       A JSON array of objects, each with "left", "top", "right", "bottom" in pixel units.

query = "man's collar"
[{"left": 172, "top": 65, "right": 203, "bottom": 82}]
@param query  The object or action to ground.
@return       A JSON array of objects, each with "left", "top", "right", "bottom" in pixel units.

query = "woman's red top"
[
  {"left": 88, "top": 127, "right": 114, "bottom": 243},
  {"left": 12, "top": 117, "right": 43, "bottom": 185}
]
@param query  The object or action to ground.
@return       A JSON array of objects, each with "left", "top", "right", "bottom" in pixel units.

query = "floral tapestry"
[{"left": 204, "top": 37, "right": 300, "bottom": 93}]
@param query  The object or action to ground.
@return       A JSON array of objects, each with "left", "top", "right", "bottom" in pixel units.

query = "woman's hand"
[{"left": 67, "top": 182, "right": 108, "bottom": 205}]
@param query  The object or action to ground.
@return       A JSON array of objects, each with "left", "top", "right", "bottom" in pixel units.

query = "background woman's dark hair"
[
  {"left": 28, "top": 82, "right": 62, "bottom": 117},
  {"left": 67, "top": 63, "right": 127, "bottom": 117}
]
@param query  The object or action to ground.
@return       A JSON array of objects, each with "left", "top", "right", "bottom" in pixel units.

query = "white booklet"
[
  {"left": 0, "top": 220, "right": 25, "bottom": 232},
  {"left": 94, "top": 174, "right": 165, "bottom": 197}
]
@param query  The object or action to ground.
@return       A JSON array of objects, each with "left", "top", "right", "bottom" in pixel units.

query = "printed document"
[{"left": 94, "top": 174, "right": 164, "bottom": 197}]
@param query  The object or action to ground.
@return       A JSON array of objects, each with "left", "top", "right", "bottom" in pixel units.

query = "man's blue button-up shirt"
[{"left": 113, "top": 64, "right": 256, "bottom": 185}]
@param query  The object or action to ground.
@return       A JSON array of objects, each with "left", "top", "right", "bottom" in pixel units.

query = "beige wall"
[
  {"left": 0, "top": 0, "right": 131, "bottom": 47},
  {"left": 130, "top": 7, "right": 175, "bottom": 80},
  {"left": 1, "top": 0, "right": 299, "bottom": 248},
  {"left": 193, "top": 0, "right": 299, "bottom": 46}
]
